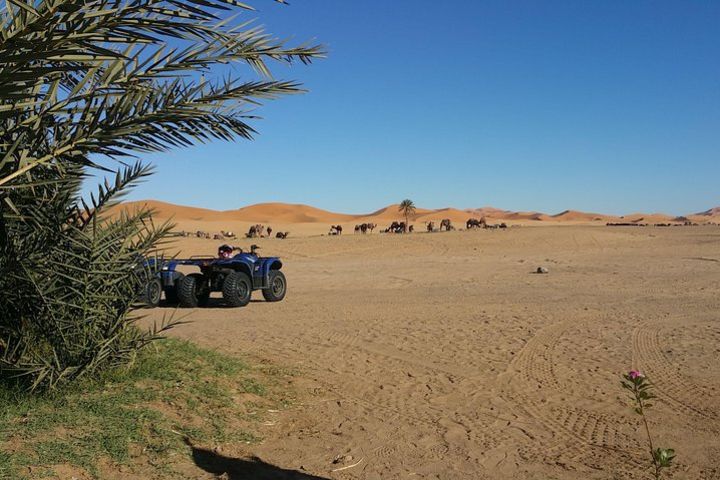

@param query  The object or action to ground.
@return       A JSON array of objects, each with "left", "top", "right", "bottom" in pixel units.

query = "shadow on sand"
[
  {"left": 189, "top": 443, "right": 330, "bottom": 480},
  {"left": 158, "top": 298, "right": 269, "bottom": 308}
]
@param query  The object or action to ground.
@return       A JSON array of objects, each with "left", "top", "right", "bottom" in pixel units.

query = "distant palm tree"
[{"left": 398, "top": 199, "right": 416, "bottom": 233}]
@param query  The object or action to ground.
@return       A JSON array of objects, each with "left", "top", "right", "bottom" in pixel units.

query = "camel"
[
  {"left": 276, "top": 231, "right": 289, "bottom": 239},
  {"left": 329, "top": 225, "right": 343, "bottom": 235},
  {"left": 387, "top": 221, "right": 406, "bottom": 234},
  {"left": 221, "top": 230, "right": 236, "bottom": 239},
  {"left": 466, "top": 218, "right": 487, "bottom": 229},
  {"left": 439, "top": 219, "right": 453, "bottom": 231},
  {"left": 245, "top": 224, "right": 264, "bottom": 238},
  {"left": 484, "top": 222, "right": 508, "bottom": 229},
  {"left": 354, "top": 223, "right": 376, "bottom": 234},
  {"left": 213, "top": 233, "right": 223, "bottom": 240}
]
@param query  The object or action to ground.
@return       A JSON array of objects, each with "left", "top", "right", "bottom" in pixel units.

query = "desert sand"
[{"left": 141, "top": 214, "right": 720, "bottom": 479}]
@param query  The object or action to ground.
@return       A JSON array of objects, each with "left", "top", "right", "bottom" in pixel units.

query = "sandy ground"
[{"left": 145, "top": 225, "right": 720, "bottom": 479}]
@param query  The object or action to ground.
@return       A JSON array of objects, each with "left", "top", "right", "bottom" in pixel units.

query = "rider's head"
[{"left": 218, "top": 244, "right": 233, "bottom": 259}]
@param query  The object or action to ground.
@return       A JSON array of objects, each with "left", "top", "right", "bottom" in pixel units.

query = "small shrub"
[{"left": 621, "top": 370, "right": 676, "bottom": 479}]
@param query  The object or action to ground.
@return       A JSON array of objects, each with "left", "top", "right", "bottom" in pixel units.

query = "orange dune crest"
[
  {"left": 696, "top": 207, "right": 720, "bottom": 217},
  {"left": 230, "top": 202, "right": 358, "bottom": 223},
  {"left": 620, "top": 213, "right": 675, "bottom": 224},
  {"left": 112, "top": 200, "right": 720, "bottom": 228},
  {"left": 414, "top": 208, "right": 473, "bottom": 224},
  {"left": 355, "top": 204, "right": 436, "bottom": 222},
  {"left": 503, "top": 211, "right": 553, "bottom": 222},
  {"left": 111, "top": 200, "right": 358, "bottom": 223},
  {"left": 466, "top": 206, "right": 513, "bottom": 218},
  {"left": 551, "top": 210, "right": 619, "bottom": 223}
]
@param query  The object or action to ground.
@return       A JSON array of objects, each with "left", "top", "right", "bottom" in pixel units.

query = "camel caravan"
[
  {"left": 173, "top": 226, "right": 290, "bottom": 240},
  {"left": 466, "top": 217, "right": 508, "bottom": 229},
  {"left": 168, "top": 229, "right": 238, "bottom": 239},
  {"left": 179, "top": 217, "right": 512, "bottom": 243},
  {"left": 326, "top": 217, "right": 511, "bottom": 235},
  {"left": 245, "top": 224, "right": 289, "bottom": 239},
  {"left": 606, "top": 219, "right": 712, "bottom": 227},
  {"left": 354, "top": 223, "right": 377, "bottom": 234},
  {"left": 183, "top": 216, "right": 517, "bottom": 243}
]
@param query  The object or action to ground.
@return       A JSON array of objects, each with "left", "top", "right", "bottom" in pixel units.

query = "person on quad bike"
[
  {"left": 218, "top": 244, "right": 261, "bottom": 259},
  {"left": 218, "top": 244, "right": 233, "bottom": 259}
]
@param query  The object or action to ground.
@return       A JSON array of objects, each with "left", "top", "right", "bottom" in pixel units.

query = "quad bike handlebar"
[{"left": 227, "top": 244, "right": 260, "bottom": 255}]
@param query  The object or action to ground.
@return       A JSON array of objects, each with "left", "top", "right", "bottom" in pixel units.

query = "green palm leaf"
[{"left": 1, "top": 0, "right": 322, "bottom": 390}]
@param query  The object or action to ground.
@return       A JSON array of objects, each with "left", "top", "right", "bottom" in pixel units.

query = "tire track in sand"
[
  {"left": 291, "top": 325, "right": 510, "bottom": 472},
  {"left": 632, "top": 323, "right": 719, "bottom": 422},
  {"left": 497, "top": 319, "right": 646, "bottom": 471}
]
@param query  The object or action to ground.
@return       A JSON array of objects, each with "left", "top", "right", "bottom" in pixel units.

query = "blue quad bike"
[{"left": 141, "top": 245, "right": 286, "bottom": 308}]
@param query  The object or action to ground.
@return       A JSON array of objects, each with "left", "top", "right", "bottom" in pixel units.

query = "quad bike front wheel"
[
  {"left": 222, "top": 271, "right": 252, "bottom": 307},
  {"left": 178, "top": 273, "right": 210, "bottom": 308},
  {"left": 142, "top": 277, "right": 162, "bottom": 308},
  {"left": 262, "top": 271, "right": 287, "bottom": 302}
]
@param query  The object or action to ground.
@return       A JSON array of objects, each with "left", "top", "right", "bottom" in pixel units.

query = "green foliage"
[
  {"left": 0, "top": 0, "right": 323, "bottom": 390},
  {"left": 0, "top": 160, "right": 177, "bottom": 390},
  {"left": 398, "top": 199, "right": 416, "bottom": 231},
  {"left": 0, "top": 338, "right": 276, "bottom": 478},
  {"left": 621, "top": 371, "right": 675, "bottom": 479},
  {"left": 653, "top": 448, "right": 675, "bottom": 469}
]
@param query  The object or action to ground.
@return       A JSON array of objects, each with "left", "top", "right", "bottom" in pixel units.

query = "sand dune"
[
  {"left": 112, "top": 200, "right": 357, "bottom": 223},
  {"left": 415, "top": 207, "right": 473, "bottom": 224},
  {"left": 696, "top": 206, "right": 720, "bottom": 217},
  {"left": 355, "top": 204, "right": 436, "bottom": 222},
  {"left": 620, "top": 212, "right": 676, "bottom": 224},
  {"left": 114, "top": 200, "right": 720, "bottom": 232},
  {"left": 504, "top": 211, "right": 553, "bottom": 222},
  {"left": 231, "top": 202, "right": 358, "bottom": 223},
  {"left": 466, "top": 206, "right": 513, "bottom": 218},
  {"left": 551, "top": 209, "right": 619, "bottom": 223}
]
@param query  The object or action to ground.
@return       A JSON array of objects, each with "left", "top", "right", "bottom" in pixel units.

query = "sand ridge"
[{"left": 113, "top": 200, "right": 720, "bottom": 232}]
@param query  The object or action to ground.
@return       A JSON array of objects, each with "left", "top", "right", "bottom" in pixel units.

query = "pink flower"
[{"left": 629, "top": 370, "right": 643, "bottom": 379}]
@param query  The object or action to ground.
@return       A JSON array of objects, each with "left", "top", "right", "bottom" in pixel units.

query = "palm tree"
[
  {"left": 398, "top": 199, "right": 416, "bottom": 233},
  {"left": 0, "top": 0, "right": 323, "bottom": 390}
]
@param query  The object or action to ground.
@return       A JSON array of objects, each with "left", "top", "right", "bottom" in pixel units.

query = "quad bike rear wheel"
[
  {"left": 222, "top": 271, "right": 252, "bottom": 307},
  {"left": 178, "top": 273, "right": 210, "bottom": 308},
  {"left": 262, "top": 270, "right": 287, "bottom": 302}
]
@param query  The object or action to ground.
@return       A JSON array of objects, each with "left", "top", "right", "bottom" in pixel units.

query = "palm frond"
[{"left": 1, "top": 0, "right": 321, "bottom": 389}]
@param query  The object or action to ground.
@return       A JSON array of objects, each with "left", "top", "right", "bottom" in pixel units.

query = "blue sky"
[{"left": 119, "top": 0, "right": 720, "bottom": 215}]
